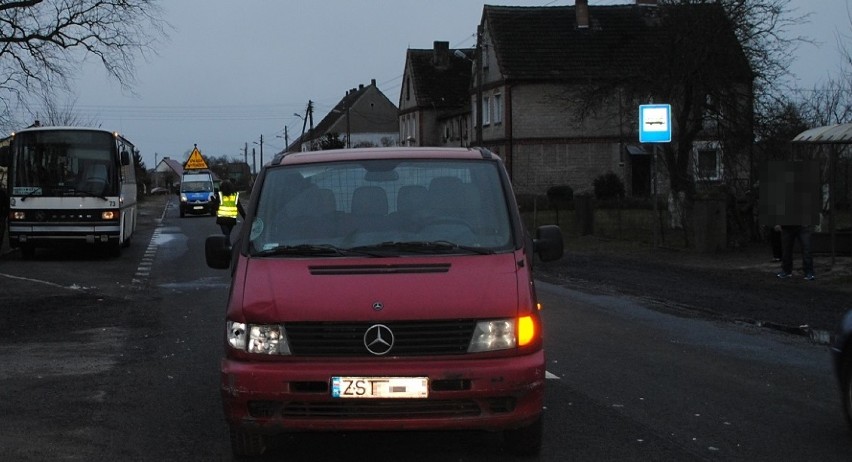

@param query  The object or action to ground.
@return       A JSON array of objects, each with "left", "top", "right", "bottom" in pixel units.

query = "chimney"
[
  {"left": 576, "top": 0, "right": 589, "bottom": 29},
  {"left": 433, "top": 40, "right": 450, "bottom": 67}
]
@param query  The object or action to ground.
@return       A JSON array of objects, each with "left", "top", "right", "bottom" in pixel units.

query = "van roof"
[{"left": 277, "top": 147, "right": 496, "bottom": 166}]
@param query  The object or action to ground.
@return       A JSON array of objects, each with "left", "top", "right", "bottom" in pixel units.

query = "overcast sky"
[{"left": 54, "top": 0, "right": 852, "bottom": 170}]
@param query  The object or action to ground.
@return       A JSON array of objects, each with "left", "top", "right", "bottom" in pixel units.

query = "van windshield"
[
  {"left": 182, "top": 181, "right": 212, "bottom": 192},
  {"left": 249, "top": 159, "right": 515, "bottom": 256}
]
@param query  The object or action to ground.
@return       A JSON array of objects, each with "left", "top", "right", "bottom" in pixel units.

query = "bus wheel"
[
  {"left": 20, "top": 244, "right": 35, "bottom": 259},
  {"left": 107, "top": 241, "right": 121, "bottom": 258}
]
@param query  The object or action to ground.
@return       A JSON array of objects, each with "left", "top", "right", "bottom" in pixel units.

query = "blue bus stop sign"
[{"left": 639, "top": 104, "right": 672, "bottom": 143}]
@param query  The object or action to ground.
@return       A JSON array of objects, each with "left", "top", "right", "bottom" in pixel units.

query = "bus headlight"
[
  {"left": 11, "top": 211, "right": 26, "bottom": 220},
  {"left": 101, "top": 211, "right": 117, "bottom": 220}
]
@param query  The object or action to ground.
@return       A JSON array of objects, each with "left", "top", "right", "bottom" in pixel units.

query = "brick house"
[
  {"left": 399, "top": 41, "right": 474, "bottom": 147},
  {"left": 403, "top": 1, "right": 753, "bottom": 199},
  {"left": 291, "top": 79, "right": 399, "bottom": 152}
]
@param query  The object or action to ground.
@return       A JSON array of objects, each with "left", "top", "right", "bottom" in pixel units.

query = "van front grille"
[
  {"left": 280, "top": 400, "right": 482, "bottom": 418},
  {"left": 285, "top": 320, "right": 476, "bottom": 356}
]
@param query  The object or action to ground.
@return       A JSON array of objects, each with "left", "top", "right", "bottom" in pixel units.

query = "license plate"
[
  {"left": 192, "top": 206, "right": 203, "bottom": 210},
  {"left": 331, "top": 376, "right": 428, "bottom": 399}
]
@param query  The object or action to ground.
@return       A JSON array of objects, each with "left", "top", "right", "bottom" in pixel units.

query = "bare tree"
[
  {"left": 567, "top": 0, "right": 805, "bottom": 196},
  {"left": 0, "top": 0, "right": 168, "bottom": 129},
  {"left": 27, "top": 93, "right": 100, "bottom": 126}
]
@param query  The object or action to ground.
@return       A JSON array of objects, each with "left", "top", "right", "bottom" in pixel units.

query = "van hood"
[{"left": 234, "top": 253, "right": 525, "bottom": 323}]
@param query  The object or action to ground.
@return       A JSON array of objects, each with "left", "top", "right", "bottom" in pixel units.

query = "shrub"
[
  {"left": 547, "top": 185, "right": 573, "bottom": 209},
  {"left": 593, "top": 172, "right": 625, "bottom": 200}
]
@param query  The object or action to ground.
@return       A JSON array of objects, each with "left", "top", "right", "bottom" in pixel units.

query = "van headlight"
[
  {"left": 180, "top": 193, "right": 187, "bottom": 202},
  {"left": 227, "top": 321, "right": 292, "bottom": 355},
  {"left": 467, "top": 316, "right": 537, "bottom": 352}
]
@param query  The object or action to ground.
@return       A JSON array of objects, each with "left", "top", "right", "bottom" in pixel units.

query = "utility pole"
[
  {"left": 259, "top": 134, "right": 263, "bottom": 168},
  {"left": 345, "top": 100, "right": 351, "bottom": 149},
  {"left": 308, "top": 101, "right": 315, "bottom": 150},
  {"left": 252, "top": 147, "right": 256, "bottom": 175}
]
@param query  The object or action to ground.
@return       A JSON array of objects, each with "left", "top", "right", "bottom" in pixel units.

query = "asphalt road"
[
  {"left": 535, "top": 234, "right": 852, "bottom": 340},
  {"left": 1, "top": 195, "right": 851, "bottom": 460}
]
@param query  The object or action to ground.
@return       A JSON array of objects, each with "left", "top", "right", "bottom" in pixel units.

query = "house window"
[
  {"left": 693, "top": 142, "right": 723, "bottom": 181},
  {"left": 493, "top": 93, "right": 503, "bottom": 124},
  {"left": 482, "top": 44, "right": 490, "bottom": 69},
  {"left": 482, "top": 96, "right": 491, "bottom": 126}
]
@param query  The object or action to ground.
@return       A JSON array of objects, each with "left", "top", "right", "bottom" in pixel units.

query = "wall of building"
[{"left": 511, "top": 142, "right": 621, "bottom": 196}]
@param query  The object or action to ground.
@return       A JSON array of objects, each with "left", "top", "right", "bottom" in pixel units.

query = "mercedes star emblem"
[{"left": 363, "top": 324, "right": 394, "bottom": 356}]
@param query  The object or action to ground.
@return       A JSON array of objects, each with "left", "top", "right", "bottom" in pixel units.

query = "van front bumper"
[{"left": 221, "top": 350, "right": 545, "bottom": 433}]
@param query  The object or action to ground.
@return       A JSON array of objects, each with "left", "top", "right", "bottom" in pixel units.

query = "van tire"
[
  {"left": 503, "top": 416, "right": 543, "bottom": 456},
  {"left": 229, "top": 426, "right": 267, "bottom": 458}
]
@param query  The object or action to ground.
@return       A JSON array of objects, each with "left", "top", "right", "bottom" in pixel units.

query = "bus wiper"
[
  {"left": 19, "top": 188, "right": 44, "bottom": 202},
  {"left": 65, "top": 187, "right": 108, "bottom": 201},
  {"left": 353, "top": 241, "right": 494, "bottom": 255},
  {"left": 253, "top": 244, "right": 383, "bottom": 258}
]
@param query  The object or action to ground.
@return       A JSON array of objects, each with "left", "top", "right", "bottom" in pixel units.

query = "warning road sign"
[{"left": 184, "top": 145, "right": 209, "bottom": 170}]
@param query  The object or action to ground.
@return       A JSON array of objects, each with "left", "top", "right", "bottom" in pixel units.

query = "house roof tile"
[
  {"left": 407, "top": 47, "right": 474, "bottom": 108},
  {"left": 484, "top": 4, "right": 751, "bottom": 83}
]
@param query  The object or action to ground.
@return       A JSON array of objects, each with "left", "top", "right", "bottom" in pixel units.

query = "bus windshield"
[{"left": 11, "top": 130, "right": 118, "bottom": 197}]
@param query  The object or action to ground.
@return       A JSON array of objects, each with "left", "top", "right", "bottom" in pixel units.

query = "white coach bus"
[{"left": 0, "top": 126, "right": 138, "bottom": 258}]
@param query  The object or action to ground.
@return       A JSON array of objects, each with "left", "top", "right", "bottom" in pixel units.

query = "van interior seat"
[
  {"left": 346, "top": 185, "right": 390, "bottom": 236},
  {"left": 427, "top": 176, "right": 480, "bottom": 222},
  {"left": 351, "top": 185, "right": 388, "bottom": 216}
]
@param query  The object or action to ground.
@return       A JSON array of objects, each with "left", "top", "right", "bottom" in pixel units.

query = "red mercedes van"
[{"left": 206, "top": 147, "right": 563, "bottom": 457}]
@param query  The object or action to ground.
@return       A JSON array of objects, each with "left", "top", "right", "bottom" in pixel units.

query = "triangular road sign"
[{"left": 184, "top": 145, "right": 209, "bottom": 170}]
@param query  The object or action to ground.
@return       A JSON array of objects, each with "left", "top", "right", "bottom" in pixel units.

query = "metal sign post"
[{"left": 639, "top": 104, "right": 672, "bottom": 248}]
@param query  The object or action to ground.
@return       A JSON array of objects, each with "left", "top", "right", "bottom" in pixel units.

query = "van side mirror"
[
  {"left": 120, "top": 150, "right": 131, "bottom": 166},
  {"left": 205, "top": 235, "right": 232, "bottom": 269},
  {"left": 534, "top": 225, "right": 564, "bottom": 262}
]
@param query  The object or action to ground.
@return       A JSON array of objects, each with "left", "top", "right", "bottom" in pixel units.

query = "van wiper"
[
  {"left": 352, "top": 241, "right": 494, "bottom": 255},
  {"left": 253, "top": 244, "right": 382, "bottom": 258}
]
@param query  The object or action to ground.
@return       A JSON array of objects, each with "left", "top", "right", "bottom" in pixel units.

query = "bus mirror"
[
  {"left": 120, "top": 150, "right": 131, "bottom": 166},
  {"left": 0, "top": 145, "right": 8, "bottom": 168}
]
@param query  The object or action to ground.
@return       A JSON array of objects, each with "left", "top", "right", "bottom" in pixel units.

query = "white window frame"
[
  {"left": 692, "top": 141, "right": 723, "bottom": 181},
  {"left": 493, "top": 93, "right": 503, "bottom": 124},
  {"left": 482, "top": 95, "right": 491, "bottom": 126}
]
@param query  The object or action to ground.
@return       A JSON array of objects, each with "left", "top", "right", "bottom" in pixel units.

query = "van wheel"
[
  {"left": 229, "top": 426, "right": 267, "bottom": 458},
  {"left": 503, "top": 416, "right": 542, "bottom": 456},
  {"left": 180, "top": 207, "right": 186, "bottom": 218}
]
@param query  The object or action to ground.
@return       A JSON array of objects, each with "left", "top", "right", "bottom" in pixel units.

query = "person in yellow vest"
[{"left": 216, "top": 180, "right": 244, "bottom": 246}]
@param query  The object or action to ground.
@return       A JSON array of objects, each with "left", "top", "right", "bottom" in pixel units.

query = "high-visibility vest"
[{"left": 217, "top": 192, "right": 239, "bottom": 219}]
